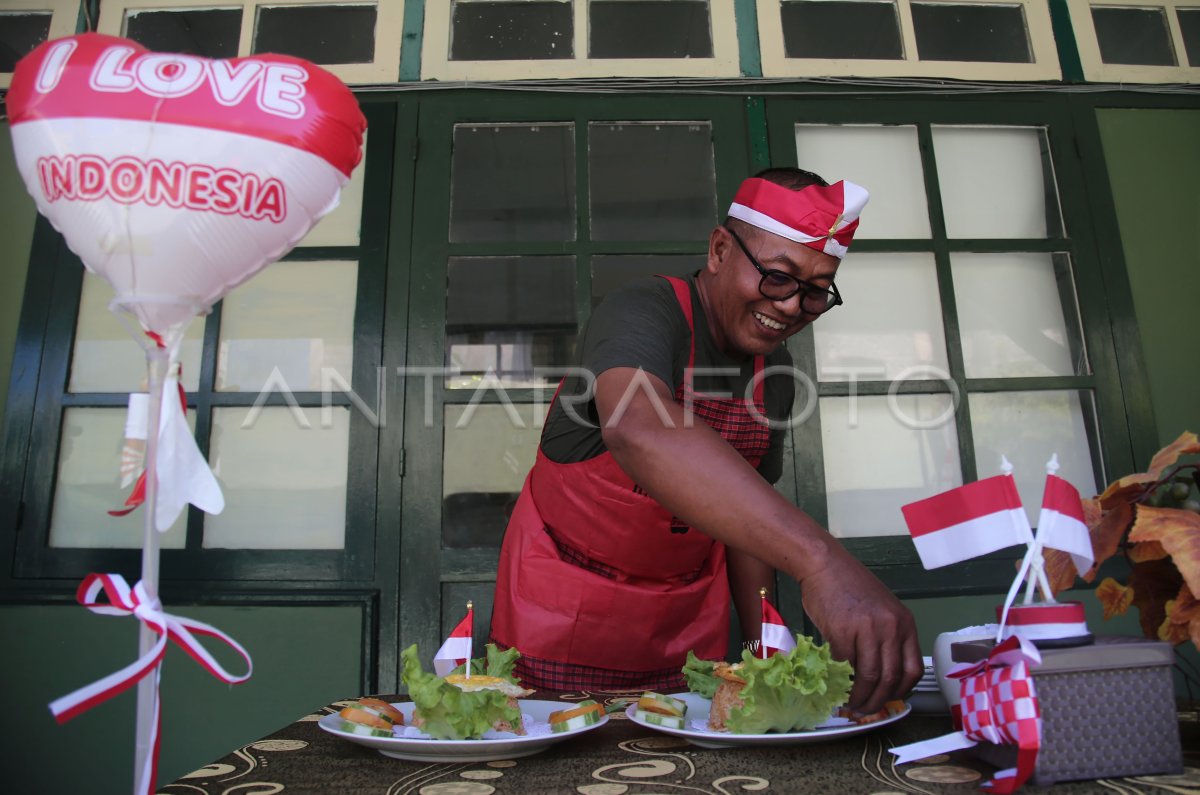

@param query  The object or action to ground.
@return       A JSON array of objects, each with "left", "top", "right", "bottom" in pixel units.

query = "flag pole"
[
  {"left": 465, "top": 601, "right": 473, "bottom": 679},
  {"left": 759, "top": 588, "right": 767, "bottom": 660}
]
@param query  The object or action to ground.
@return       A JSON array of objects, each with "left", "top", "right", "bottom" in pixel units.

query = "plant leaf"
[
  {"left": 1159, "top": 601, "right": 1191, "bottom": 645},
  {"left": 1130, "top": 541, "right": 1169, "bottom": 563},
  {"left": 1095, "top": 576, "right": 1134, "bottom": 620},
  {"left": 1128, "top": 559, "right": 1184, "bottom": 640},
  {"left": 1097, "top": 432, "right": 1200, "bottom": 509},
  {"left": 1127, "top": 505, "right": 1200, "bottom": 597},
  {"left": 1084, "top": 501, "right": 1135, "bottom": 578},
  {"left": 1042, "top": 548, "right": 1082, "bottom": 595},
  {"left": 1169, "top": 583, "right": 1200, "bottom": 624}
]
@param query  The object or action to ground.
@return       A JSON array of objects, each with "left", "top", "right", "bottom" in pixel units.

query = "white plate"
[
  {"left": 626, "top": 693, "right": 910, "bottom": 749},
  {"left": 318, "top": 699, "right": 608, "bottom": 762}
]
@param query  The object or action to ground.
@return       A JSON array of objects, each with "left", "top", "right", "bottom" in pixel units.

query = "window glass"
[
  {"left": 814, "top": 253, "right": 949, "bottom": 381},
  {"left": 450, "top": 123, "right": 576, "bottom": 243},
  {"left": 589, "top": 0, "right": 713, "bottom": 58},
  {"left": 124, "top": 9, "right": 242, "bottom": 58},
  {"left": 254, "top": 4, "right": 378, "bottom": 65},
  {"left": 821, "top": 394, "right": 962, "bottom": 538},
  {"left": 953, "top": 252, "right": 1088, "bottom": 378},
  {"left": 50, "top": 408, "right": 188, "bottom": 548},
  {"left": 451, "top": 0, "right": 573, "bottom": 60},
  {"left": 970, "top": 390, "right": 1101, "bottom": 523},
  {"left": 205, "top": 405, "right": 349, "bottom": 548},
  {"left": 781, "top": 1, "right": 903, "bottom": 59},
  {"left": 442, "top": 403, "right": 548, "bottom": 547},
  {"left": 216, "top": 261, "right": 358, "bottom": 393},
  {"left": 912, "top": 3, "right": 1032, "bottom": 63},
  {"left": 1091, "top": 6, "right": 1177, "bottom": 65},
  {"left": 588, "top": 121, "right": 717, "bottom": 241},
  {"left": 445, "top": 256, "right": 577, "bottom": 389},
  {"left": 0, "top": 12, "right": 52, "bottom": 71},
  {"left": 70, "top": 272, "right": 203, "bottom": 394},
  {"left": 591, "top": 254, "right": 705, "bottom": 306},
  {"left": 932, "top": 126, "right": 1063, "bottom": 239},
  {"left": 1181, "top": 8, "right": 1200, "bottom": 65},
  {"left": 794, "top": 124, "right": 930, "bottom": 239}
]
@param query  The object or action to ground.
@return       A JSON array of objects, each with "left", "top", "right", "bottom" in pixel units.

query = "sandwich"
[
  {"left": 400, "top": 643, "right": 533, "bottom": 740},
  {"left": 336, "top": 697, "right": 405, "bottom": 738},
  {"left": 682, "top": 633, "right": 853, "bottom": 734}
]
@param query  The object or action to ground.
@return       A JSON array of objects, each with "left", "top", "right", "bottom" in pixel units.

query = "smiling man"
[{"left": 490, "top": 168, "right": 922, "bottom": 714}]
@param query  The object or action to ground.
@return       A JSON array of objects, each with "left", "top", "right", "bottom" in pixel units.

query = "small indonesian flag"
[
  {"left": 902, "top": 476, "right": 1033, "bottom": 570},
  {"left": 434, "top": 603, "right": 473, "bottom": 677},
  {"left": 760, "top": 590, "right": 796, "bottom": 658},
  {"left": 1036, "top": 474, "right": 1094, "bottom": 577}
]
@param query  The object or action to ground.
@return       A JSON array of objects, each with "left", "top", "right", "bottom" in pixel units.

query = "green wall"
[
  {"left": 0, "top": 122, "right": 37, "bottom": 430},
  {"left": 1097, "top": 109, "right": 1200, "bottom": 450},
  {"left": 1, "top": 605, "right": 362, "bottom": 793}
]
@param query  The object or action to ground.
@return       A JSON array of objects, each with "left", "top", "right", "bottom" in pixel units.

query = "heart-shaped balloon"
[{"left": 6, "top": 33, "right": 366, "bottom": 333}]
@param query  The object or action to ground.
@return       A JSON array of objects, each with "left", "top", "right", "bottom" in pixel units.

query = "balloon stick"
[{"left": 134, "top": 342, "right": 167, "bottom": 794}]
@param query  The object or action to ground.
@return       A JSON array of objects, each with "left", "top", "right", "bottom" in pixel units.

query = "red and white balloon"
[{"left": 7, "top": 33, "right": 366, "bottom": 333}]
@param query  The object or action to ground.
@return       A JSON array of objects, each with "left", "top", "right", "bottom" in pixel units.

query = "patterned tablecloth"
[{"left": 160, "top": 692, "right": 1200, "bottom": 795}]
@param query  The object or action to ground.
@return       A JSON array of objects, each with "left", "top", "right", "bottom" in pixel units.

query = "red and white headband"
[{"left": 727, "top": 177, "right": 869, "bottom": 259}]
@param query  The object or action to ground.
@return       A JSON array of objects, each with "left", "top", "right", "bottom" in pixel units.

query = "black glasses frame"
[{"left": 725, "top": 226, "right": 844, "bottom": 314}]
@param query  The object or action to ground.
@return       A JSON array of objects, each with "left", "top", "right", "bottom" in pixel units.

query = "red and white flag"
[
  {"left": 1036, "top": 474, "right": 1094, "bottom": 576},
  {"left": 434, "top": 603, "right": 473, "bottom": 677},
  {"left": 760, "top": 592, "right": 797, "bottom": 658},
  {"left": 902, "top": 476, "right": 1033, "bottom": 569}
]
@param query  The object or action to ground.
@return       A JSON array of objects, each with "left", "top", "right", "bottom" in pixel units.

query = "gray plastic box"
[{"left": 951, "top": 635, "right": 1183, "bottom": 786}]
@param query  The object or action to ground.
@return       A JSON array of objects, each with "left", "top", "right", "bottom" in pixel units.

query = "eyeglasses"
[{"left": 725, "top": 226, "right": 843, "bottom": 314}]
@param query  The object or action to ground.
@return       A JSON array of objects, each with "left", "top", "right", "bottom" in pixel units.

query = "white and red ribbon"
[
  {"left": 997, "top": 601, "right": 1089, "bottom": 644},
  {"left": 891, "top": 636, "right": 1042, "bottom": 793},
  {"left": 48, "top": 573, "right": 253, "bottom": 795}
]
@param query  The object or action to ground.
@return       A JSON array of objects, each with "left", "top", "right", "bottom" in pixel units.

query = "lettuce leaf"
[
  {"left": 399, "top": 644, "right": 524, "bottom": 740},
  {"left": 682, "top": 650, "right": 720, "bottom": 698},
  {"left": 726, "top": 634, "right": 852, "bottom": 733}
]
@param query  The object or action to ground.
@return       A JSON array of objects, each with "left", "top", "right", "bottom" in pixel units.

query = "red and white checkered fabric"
[{"left": 949, "top": 636, "right": 1042, "bottom": 793}]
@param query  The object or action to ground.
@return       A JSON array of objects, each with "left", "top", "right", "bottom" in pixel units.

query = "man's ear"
[{"left": 706, "top": 225, "right": 732, "bottom": 275}]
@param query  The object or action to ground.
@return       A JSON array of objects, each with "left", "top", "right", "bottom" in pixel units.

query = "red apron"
[{"left": 490, "top": 277, "right": 770, "bottom": 682}]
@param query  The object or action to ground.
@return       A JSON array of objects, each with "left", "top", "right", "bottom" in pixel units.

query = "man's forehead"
[{"left": 753, "top": 227, "right": 841, "bottom": 278}]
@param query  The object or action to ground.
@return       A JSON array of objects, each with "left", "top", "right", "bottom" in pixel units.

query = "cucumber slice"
[
  {"left": 635, "top": 709, "right": 685, "bottom": 730},
  {"left": 551, "top": 711, "right": 600, "bottom": 733},
  {"left": 637, "top": 692, "right": 687, "bottom": 717},
  {"left": 339, "top": 719, "right": 393, "bottom": 738}
]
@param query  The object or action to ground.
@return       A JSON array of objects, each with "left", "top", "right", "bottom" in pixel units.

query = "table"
[{"left": 161, "top": 692, "right": 1200, "bottom": 794}]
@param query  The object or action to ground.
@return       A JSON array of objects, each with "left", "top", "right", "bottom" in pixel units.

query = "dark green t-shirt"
[{"left": 540, "top": 274, "right": 795, "bottom": 483}]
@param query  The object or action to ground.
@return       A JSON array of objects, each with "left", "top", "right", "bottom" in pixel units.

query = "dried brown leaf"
[
  {"left": 1159, "top": 604, "right": 1191, "bottom": 645},
  {"left": 1095, "top": 576, "right": 1134, "bottom": 620},
  {"left": 1042, "top": 548, "right": 1082, "bottom": 596},
  {"left": 1097, "top": 432, "right": 1200, "bottom": 509},
  {"left": 1170, "top": 584, "right": 1200, "bottom": 625},
  {"left": 1130, "top": 541, "right": 1168, "bottom": 563},
  {"left": 1128, "top": 505, "right": 1200, "bottom": 597},
  {"left": 1085, "top": 501, "right": 1135, "bottom": 577},
  {"left": 1128, "top": 559, "right": 1184, "bottom": 639}
]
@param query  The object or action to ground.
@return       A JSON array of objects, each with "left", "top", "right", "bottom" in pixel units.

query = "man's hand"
[{"left": 799, "top": 551, "right": 923, "bottom": 714}]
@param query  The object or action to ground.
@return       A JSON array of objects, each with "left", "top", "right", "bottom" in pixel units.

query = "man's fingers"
[{"left": 847, "top": 634, "right": 882, "bottom": 712}]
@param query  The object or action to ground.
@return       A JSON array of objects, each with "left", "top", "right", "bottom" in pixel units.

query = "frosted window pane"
[
  {"left": 204, "top": 406, "right": 348, "bottom": 549},
  {"left": 589, "top": 122, "right": 717, "bottom": 241},
  {"left": 1092, "top": 6, "right": 1176, "bottom": 65},
  {"left": 70, "top": 272, "right": 203, "bottom": 393},
  {"left": 932, "top": 126, "right": 1062, "bottom": 239},
  {"left": 970, "top": 390, "right": 1100, "bottom": 525},
  {"left": 254, "top": 4, "right": 377, "bottom": 65},
  {"left": 124, "top": 8, "right": 241, "bottom": 58},
  {"left": 591, "top": 254, "right": 704, "bottom": 306},
  {"left": 953, "top": 252, "right": 1088, "bottom": 378},
  {"left": 445, "top": 256, "right": 576, "bottom": 389},
  {"left": 794, "top": 125, "right": 930, "bottom": 239},
  {"left": 450, "top": 123, "right": 575, "bottom": 242},
  {"left": 443, "top": 403, "right": 548, "bottom": 547},
  {"left": 0, "top": 12, "right": 52, "bottom": 72},
  {"left": 821, "top": 395, "right": 962, "bottom": 538},
  {"left": 217, "top": 260, "right": 357, "bottom": 392},
  {"left": 50, "top": 408, "right": 187, "bottom": 548},
  {"left": 814, "top": 252, "right": 948, "bottom": 381},
  {"left": 301, "top": 130, "right": 367, "bottom": 247}
]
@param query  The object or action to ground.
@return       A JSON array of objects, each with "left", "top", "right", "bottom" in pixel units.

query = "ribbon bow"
[
  {"left": 49, "top": 573, "right": 253, "bottom": 795},
  {"left": 891, "top": 635, "right": 1042, "bottom": 793}
]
